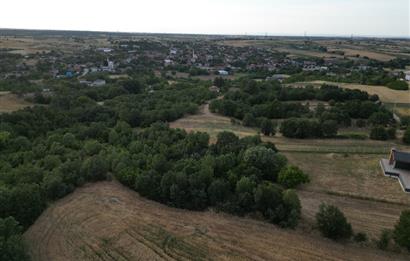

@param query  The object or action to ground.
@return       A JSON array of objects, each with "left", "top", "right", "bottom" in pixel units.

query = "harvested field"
[
  {"left": 24, "top": 181, "right": 409, "bottom": 261},
  {"left": 286, "top": 152, "right": 410, "bottom": 205},
  {"left": 287, "top": 81, "right": 410, "bottom": 104},
  {"left": 298, "top": 190, "right": 406, "bottom": 239},
  {"left": 330, "top": 48, "right": 395, "bottom": 61},
  {"left": 0, "top": 91, "right": 33, "bottom": 113}
]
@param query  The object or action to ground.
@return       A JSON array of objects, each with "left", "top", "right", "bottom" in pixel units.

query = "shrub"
[
  {"left": 370, "top": 126, "right": 388, "bottom": 140},
  {"left": 353, "top": 232, "right": 368, "bottom": 243},
  {"left": 0, "top": 217, "right": 29, "bottom": 261},
  {"left": 316, "top": 203, "right": 352, "bottom": 240},
  {"left": 403, "top": 127, "right": 410, "bottom": 145},
  {"left": 260, "top": 118, "right": 275, "bottom": 136},
  {"left": 356, "top": 119, "right": 366, "bottom": 128},
  {"left": 278, "top": 165, "right": 310, "bottom": 188},
  {"left": 386, "top": 127, "right": 396, "bottom": 140},
  {"left": 393, "top": 210, "right": 410, "bottom": 251},
  {"left": 387, "top": 81, "right": 409, "bottom": 91},
  {"left": 377, "top": 230, "right": 391, "bottom": 250}
]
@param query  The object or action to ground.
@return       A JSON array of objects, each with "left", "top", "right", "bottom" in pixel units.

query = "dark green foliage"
[
  {"left": 369, "top": 112, "right": 391, "bottom": 126},
  {"left": 321, "top": 120, "right": 338, "bottom": 137},
  {"left": 280, "top": 118, "right": 325, "bottom": 138},
  {"left": 316, "top": 203, "right": 353, "bottom": 240},
  {"left": 260, "top": 118, "right": 275, "bottom": 136},
  {"left": 403, "top": 127, "right": 410, "bottom": 145},
  {"left": 377, "top": 230, "right": 391, "bottom": 250},
  {"left": 278, "top": 165, "right": 310, "bottom": 188},
  {"left": 393, "top": 210, "right": 410, "bottom": 251},
  {"left": 0, "top": 217, "right": 29, "bottom": 261},
  {"left": 370, "top": 126, "right": 388, "bottom": 141},
  {"left": 353, "top": 232, "right": 368, "bottom": 243},
  {"left": 387, "top": 81, "right": 409, "bottom": 91}
]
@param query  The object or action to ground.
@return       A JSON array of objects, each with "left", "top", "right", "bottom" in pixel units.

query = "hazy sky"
[{"left": 1, "top": 0, "right": 409, "bottom": 37}]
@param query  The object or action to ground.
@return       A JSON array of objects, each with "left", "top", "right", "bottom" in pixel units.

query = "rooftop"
[{"left": 380, "top": 158, "right": 410, "bottom": 193}]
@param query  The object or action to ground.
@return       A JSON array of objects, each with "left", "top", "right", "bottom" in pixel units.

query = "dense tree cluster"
[
  {"left": 210, "top": 80, "right": 393, "bottom": 139},
  {"left": 114, "top": 126, "right": 304, "bottom": 228}
]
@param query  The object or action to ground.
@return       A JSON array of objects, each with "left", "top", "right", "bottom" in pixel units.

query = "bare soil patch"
[{"left": 0, "top": 92, "right": 33, "bottom": 113}]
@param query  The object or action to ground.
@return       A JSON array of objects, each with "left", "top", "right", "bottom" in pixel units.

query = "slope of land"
[
  {"left": 24, "top": 181, "right": 409, "bottom": 261},
  {"left": 0, "top": 91, "right": 33, "bottom": 113}
]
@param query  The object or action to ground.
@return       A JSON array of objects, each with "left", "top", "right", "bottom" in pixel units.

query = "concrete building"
[{"left": 380, "top": 149, "right": 410, "bottom": 193}]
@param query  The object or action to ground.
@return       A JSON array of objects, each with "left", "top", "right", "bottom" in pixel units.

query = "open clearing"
[
  {"left": 24, "top": 181, "right": 409, "bottom": 261},
  {"left": 286, "top": 81, "right": 410, "bottom": 104},
  {"left": 0, "top": 91, "right": 33, "bottom": 113}
]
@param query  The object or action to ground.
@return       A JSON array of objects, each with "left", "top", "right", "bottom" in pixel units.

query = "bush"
[
  {"left": 370, "top": 126, "right": 388, "bottom": 141},
  {"left": 387, "top": 81, "right": 409, "bottom": 91},
  {"left": 403, "top": 127, "right": 410, "bottom": 145},
  {"left": 393, "top": 210, "right": 410, "bottom": 251},
  {"left": 386, "top": 127, "right": 396, "bottom": 140},
  {"left": 260, "top": 118, "right": 275, "bottom": 136},
  {"left": 377, "top": 230, "right": 391, "bottom": 250},
  {"left": 278, "top": 165, "right": 310, "bottom": 188},
  {"left": 0, "top": 217, "right": 29, "bottom": 261},
  {"left": 353, "top": 232, "right": 368, "bottom": 243},
  {"left": 316, "top": 203, "right": 352, "bottom": 240}
]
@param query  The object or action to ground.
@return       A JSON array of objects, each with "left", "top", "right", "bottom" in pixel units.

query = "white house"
[
  {"left": 405, "top": 71, "right": 410, "bottom": 81},
  {"left": 90, "top": 79, "right": 106, "bottom": 87},
  {"left": 218, "top": 70, "right": 229, "bottom": 76}
]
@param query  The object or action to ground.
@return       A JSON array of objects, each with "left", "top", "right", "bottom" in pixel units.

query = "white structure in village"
[{"left": 405, "top": 71, "right": 410, "bottom": 81}]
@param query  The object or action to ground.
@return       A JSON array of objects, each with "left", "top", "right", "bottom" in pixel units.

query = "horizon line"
[{"left": 0, "top": 27, "right": 409, "bottom": 40}]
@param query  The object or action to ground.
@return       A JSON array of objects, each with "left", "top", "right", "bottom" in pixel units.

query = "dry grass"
[
  {"left": 286, "top": 153, "right": 410, "bottom": 205},
  {"left": 24, "top": 181, "right": 409, "bottom": 261},
  {"left": 329, "top": 48, "right": 395, "bottom": 61},
  {"left": 0, "top": 92, "right": 32, "bottom": 113},
  {"left": 288, "top": 81, "right": 410, "bottom": 104},
  {"left": 0, "top": 36, "right": 110, "bottom": 55}
]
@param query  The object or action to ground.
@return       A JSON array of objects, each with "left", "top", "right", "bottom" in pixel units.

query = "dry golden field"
[
  {"left": 0, "top": 36, "right": 110, "bottom": 55},
  {"left": 24, "top": 181, "right": 409, "bottom": 261},
  {"left": 0, "top": 91, "right": 33, "bottom": 113}
]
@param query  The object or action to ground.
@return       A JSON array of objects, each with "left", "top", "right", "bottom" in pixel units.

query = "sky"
[{"left": 1, "top": 0, "right": 409, "bottom": 37}]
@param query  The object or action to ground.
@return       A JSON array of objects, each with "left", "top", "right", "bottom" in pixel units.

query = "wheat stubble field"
[{"left": 24, "top": 181, "right": 408, "bottom": 261}]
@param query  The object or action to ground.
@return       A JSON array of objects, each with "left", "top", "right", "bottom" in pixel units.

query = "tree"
[
  {"left": 278, "top": 165, "right": 310, "bottom": 188},
  {"left": 0, "top": 217, "right": 29, "bottom": 261},
  {"left": 393, "top": 210, "right": 410, "bottom": 251},
  {"left": 235, "top": 177, "right": 257, "bottom": 212},
  {"left": 0, "top": 131, "right": 10, "bottom": 150},
  {"left": 403, "top": 127, "right": 410, "bottom": 145},
  {"left": 243, "top": 146, "right": 287, "bottom": 181},
  {"left": 242, "top": 113, "right": 257, "bottom": 127},
  {"left": 254, "top": 182, "right": 283, "bottom": 214},
  {"left": 369, "top": 112, "right": 391, "bottom": 126},
  {"left": 122, "top": 79, "right": 143, "bottom": 93},
  {"left": 321, "top": 120, "right": 338, "bottom": 137},
  {"left": 281, "top": 189, "right": 301, "bottom": 228},
  {"left": 370, "top": 126, "right": 388, "bottom": 141},
  {"left": 215, "top": 132, "right": 240, "bottom": 154},
  {"left": 208, "top": 179, "right": 230, "bottom": 205},
  {"left": 213, "top": 77, "right": 225, "bottom": 88},
  {"left": 260, "top": 118, "right": 275, "bottom": 136},
  {"left": 316, "top": 203, "right": 352, "bottom": 240}
]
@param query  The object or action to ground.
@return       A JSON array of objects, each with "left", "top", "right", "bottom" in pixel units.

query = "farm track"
[{"left": 24, "top": 181, "right": 409, "bottom": 261}]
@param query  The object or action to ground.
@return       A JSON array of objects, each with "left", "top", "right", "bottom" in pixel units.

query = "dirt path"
[{"left": 24, "top": 182, "right": 409, "bottom": 261}]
